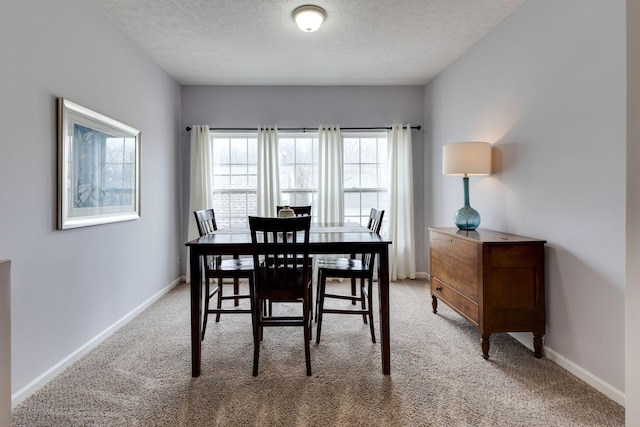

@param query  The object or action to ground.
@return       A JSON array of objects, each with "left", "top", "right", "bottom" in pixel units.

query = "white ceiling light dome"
[{"left": 292, "top": 5, "right": 326, "bottom": 32}]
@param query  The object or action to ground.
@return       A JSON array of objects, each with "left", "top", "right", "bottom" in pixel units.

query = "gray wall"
[
  {"left": 627, "top": 0, "right": 640, "bottom": 424},
  {"left": 181, "top": 85, "right": 427, "bottom": 273},
  {"left": 0, "top": 0, "right": 182, "bottom": 399},
  {"left": 425, "top": 0, "right": 626, "bottom": 398}
]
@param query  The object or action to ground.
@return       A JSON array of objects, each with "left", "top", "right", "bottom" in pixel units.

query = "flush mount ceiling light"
[{"left": 292, "top": 5, "right": 326, "bottom": 32}]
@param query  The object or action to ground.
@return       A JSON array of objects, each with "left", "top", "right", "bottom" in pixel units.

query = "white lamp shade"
[
  {"left": 442, "top": 142, "right": 492, "bottom": 176},
  {"left": 293, "top": 5, "right": 326, "bottom": 32}
]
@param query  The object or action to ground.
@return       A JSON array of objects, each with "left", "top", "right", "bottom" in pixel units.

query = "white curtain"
[
  {"left": 387, "top": 124, "right": 416, "bottom": 280},
  {"left": 187, "top": 125, "right": 213, "bottom": 282},
  {"left": 257, "top": 126, "right": 280, "bottom": 217},
  {"left": 317, "top": 125, "right": 343, "bottom": 223}
]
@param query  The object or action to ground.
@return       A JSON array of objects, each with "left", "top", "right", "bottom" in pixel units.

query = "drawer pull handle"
[{"left": 435, "top": 286, "right": 442, "bottom": 291}]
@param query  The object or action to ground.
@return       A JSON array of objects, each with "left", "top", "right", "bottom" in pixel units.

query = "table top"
[{"left": 186, "top": 224, "right": 391, "bottom": 249}]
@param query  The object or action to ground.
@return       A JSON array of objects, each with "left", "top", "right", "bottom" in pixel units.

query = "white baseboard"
[
  {"left": 11, "top": 277, "right": 183, "bottom": 408},
  {"left": 509, "top": 332, "right": 625, "bottom": 407}
]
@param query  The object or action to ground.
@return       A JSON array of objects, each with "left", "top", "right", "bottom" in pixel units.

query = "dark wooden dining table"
[{"left": 185, "top": 223, "right": 392, "bottom": 376}]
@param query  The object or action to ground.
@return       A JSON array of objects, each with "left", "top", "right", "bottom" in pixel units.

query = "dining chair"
[
  {"left": 249, "top": 215, "right": 313, "bottom": 376},
  {"left": 269, "top": 205, "right": 313, "bottom": 315},
  {"left": 315, "top": 208, "right": 385, "bottom": 344},
  {"left": 276, "top": 205, "right": 312, "bottom": 216},
  {"left": 194, "top": 209, "right": 254, "bottom": 341}
]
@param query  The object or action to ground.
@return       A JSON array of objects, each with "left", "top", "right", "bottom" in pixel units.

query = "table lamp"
[{"left": 442, "top": 142, "right": 492, "bottom": 230}]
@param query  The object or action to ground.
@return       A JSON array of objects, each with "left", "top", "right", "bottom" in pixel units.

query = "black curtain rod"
[{"left": 185, "top": 125, "right": 421, "bottom": 132}]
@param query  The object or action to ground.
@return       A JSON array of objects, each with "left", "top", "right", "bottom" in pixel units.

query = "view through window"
[
  {"left": 211, "top": 134, "right": 257, "bottom": 228},
  {"left": 210, "top": 131, "right": 388, "bottom": 228},
  {"left": 343, "top": 133, "right": 388, "bottom": 226}
]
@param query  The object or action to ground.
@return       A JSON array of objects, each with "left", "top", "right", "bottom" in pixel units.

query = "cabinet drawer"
[
  {"left": 430, "top": 232, "right": 479, "bottom": 301},
  {"left": 432, "top": 277, "right": 479, "bottom": 325}
]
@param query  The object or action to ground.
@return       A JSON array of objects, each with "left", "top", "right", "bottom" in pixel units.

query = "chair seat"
[
  {"left": 256, "top": 266, "right": 306, "bottom": 296},
  {"left": 317, "top": 257, "right": 367, "bottom": 272},
  {"left": 213, "top": 258, "right": 254, "bottom": 271}
]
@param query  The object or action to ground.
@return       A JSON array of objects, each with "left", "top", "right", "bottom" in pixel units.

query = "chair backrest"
[
  {"left": 194, "top": 209, "right": 218, "bottom": 237},
  {"left": 363, "top": 209, "right": 385, "bottom": 268},
  {"left": 276, "top": 205, "right": 312, "bottom": 216},
  {"left": 249, "top": 216, "right": 312, "bottom": 300},
  {"left": 367, "top": 208, "right": 385, "bottom": 235}
]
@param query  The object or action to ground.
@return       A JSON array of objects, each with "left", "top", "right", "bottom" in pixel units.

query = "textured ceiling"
[{"left": 90, "top": 0, "right": 525, "bottom": 86}]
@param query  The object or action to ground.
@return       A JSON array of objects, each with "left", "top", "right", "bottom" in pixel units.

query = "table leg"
[
  {"left": 190, "top": 248, "right": 203, "bottom": 377},
  {"left": 378, "top": 246, "right": 390, "bottom": 375}
]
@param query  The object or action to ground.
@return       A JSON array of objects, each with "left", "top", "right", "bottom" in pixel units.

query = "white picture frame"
[{"left": 57, "top": 98, "right": 141, "bottom": 229}]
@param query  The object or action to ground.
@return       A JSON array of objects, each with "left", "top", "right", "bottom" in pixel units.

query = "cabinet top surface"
[{"left": 429, "top": 227, "right": 546, "bottom": 244}]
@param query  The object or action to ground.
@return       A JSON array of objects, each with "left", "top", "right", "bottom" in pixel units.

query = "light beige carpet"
[{"left": 12, "top": 279, "right": 624, "bottom": 426}]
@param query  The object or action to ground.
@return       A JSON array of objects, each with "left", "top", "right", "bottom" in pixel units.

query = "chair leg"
[
  {"left": 234, "top": 278, "right": 240, "bottom": 306},
  {"left": 314, "top": 277, "right": 321, "bottom": 322},
  {"left": 308, "top": 284, "right": 314, "bottom": 333},
  {"left": 215, "top": 275, "right": 223, "bottom": 322},
  {"left": 303, "top": 293, "right": 312, "bottom": 376},
  {"left": 360, "top": 277, "right": 368, "bottom": 324},
  {"left": 351, "top": 277, "right": 357, "bottom": 305},
  {"left": 252, "top": 296, "right": 261, "bottom": 376},
  {"left": 201, "top": 278, "right": 210, "bottom": 341},
  {"left": 315, "top": 274, "right": 326, "bottom": 344},
  {"left": 368, "top": 278, "right": 376, "bottom": 343}
]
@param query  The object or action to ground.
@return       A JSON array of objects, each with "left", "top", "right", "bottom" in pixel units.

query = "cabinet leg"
[
  {"left": 533, "top": 334, "right": 543, "bottom": 358},
  {"left": 481, "top": 334, "right": 490, "bottom": 359},
  {"left": 431, "top": 295, "right": 438, "bottom": 313}
]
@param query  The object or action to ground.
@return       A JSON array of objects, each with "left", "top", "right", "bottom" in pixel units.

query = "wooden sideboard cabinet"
[{"left": 428, "top": 227, "right": 546, "bottom": 359}]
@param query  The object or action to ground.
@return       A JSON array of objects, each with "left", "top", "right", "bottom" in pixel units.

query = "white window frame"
[
  {"left": 210, "top": 133, "right": 257, "bottom": 229},
  {"left": 343, "top": 132, "right": 388, "bottom": 227},
  {"left": 208, "top": 130, "right": 389, "bottom": 229},
  {"left": 278, "top": 132, "right": 319, "bottom": 216}
]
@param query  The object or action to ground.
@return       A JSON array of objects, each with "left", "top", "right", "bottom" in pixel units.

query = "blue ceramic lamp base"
[
  {"left": 454, "top": 176, "right": 481, "bottom": 231},
  {"left": 454, "top": 206, "right": 481, "bottom": 230}
]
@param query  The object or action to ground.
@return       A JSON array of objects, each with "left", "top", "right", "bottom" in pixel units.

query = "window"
[
  {"left": 278, "top": 134, "right": 318, "bottom": 215},
  {"left": 210, "top": 134, "right": 257, "bottom": 228},
  {"left": 209, "top": 131, "right": 388, "bottom": 228},
  {"left": 343, "top": 133, "right": 388, "bottom": 226}
]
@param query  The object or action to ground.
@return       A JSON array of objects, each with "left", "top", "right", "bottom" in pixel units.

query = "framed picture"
[{"left": 57, "top": 98, "right": 141, "bottom": 229}]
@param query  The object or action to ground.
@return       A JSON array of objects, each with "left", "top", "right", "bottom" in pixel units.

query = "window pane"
[
  {"left": 213, "top": 175, "right": 230, "bottom": 189},
  {"left": 212, "top": 164, "right": 230, "bottom": 175},
  {"left": 344, "top": 192, "right": 360, "bottom": 217},
  {"left": 343, "top": 138, "right": 359, "bottom": 163},
  {"left": 279, "top": 138, "right": 294, "bottom": 165},
  {"left": 378, "top": 138, "right": 387, "bottom": 163},
  {"left": 278, "top": 134, "right": 318, "bottom": 217},
  {"left": 247, "top": 139, "right": 257, "bottom": 163},
  {"left": 280, "top": 164, "right": 294, "bottom": 189},
  {"left": 361, "top": 192, "right": 378, "bottom": 212},
  {"left": 360, "top": 138, "right": 377, "bottom": 163},
  {"left": 212, "top": 139, "right": 229, "bottom": 164},
  {"left": 292, "top": 192, "right": 313, "bottom": 206},
  {"left": 360, "top": 165, "right": 378, "bottom": 187},
  {"left": 296, "top": 137, "right": 313, "bottom": 163},
  {"left": 344, "top": 164, "right": 360, "bottom": 188},
  {"left": 211, "top": 133, "right": 256, "bottom": 228},
  {"left": 229, "top": 138, "right": 247, "bottom": 164},
  {"left": 341, "top": 133, "right": 387, "bottom": 229}
]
